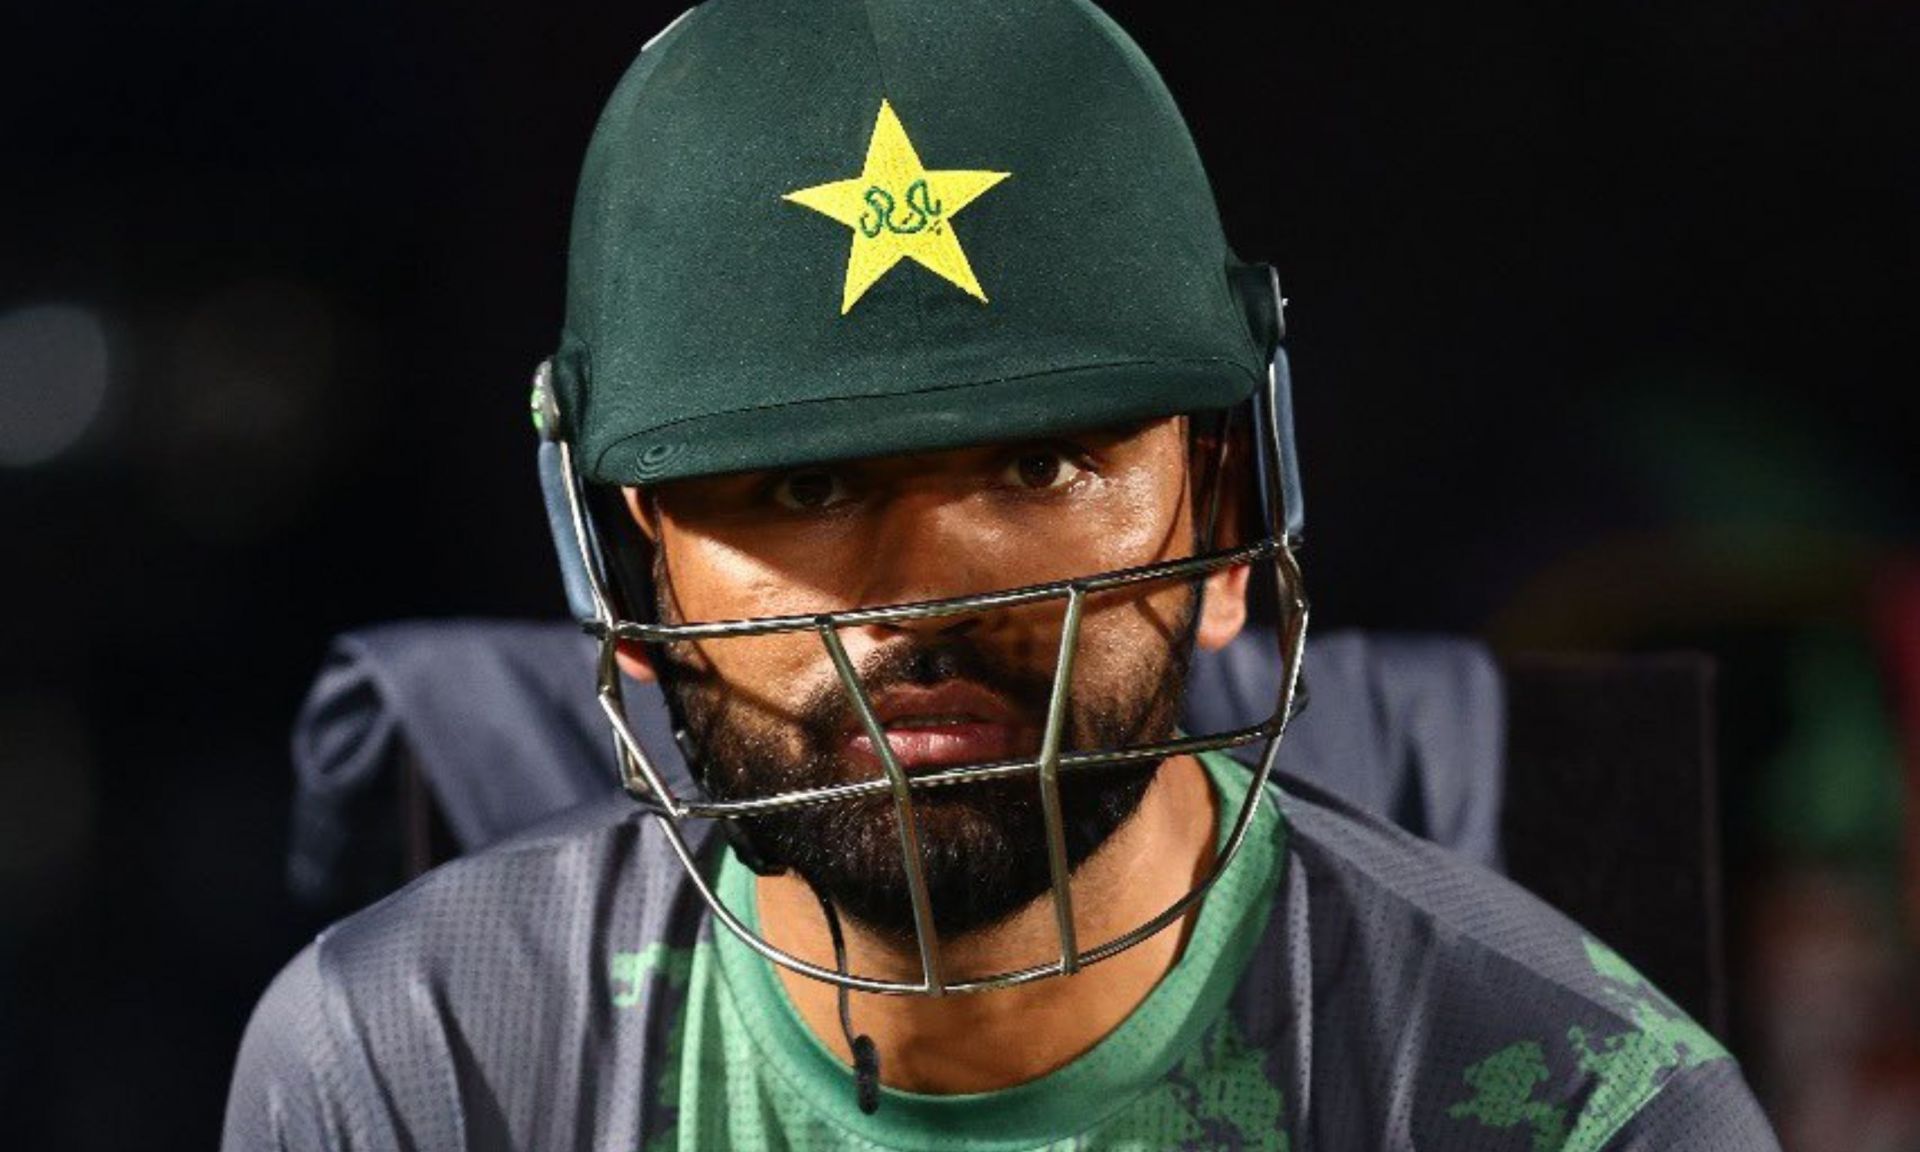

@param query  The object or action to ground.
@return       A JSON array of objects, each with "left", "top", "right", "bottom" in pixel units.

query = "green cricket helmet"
[
  {"left": 546, "top": 0, "right": 1286, "bottom": 485},
  {"left": 531, "top": 0, "right": 1307, "bottom": 1024}
]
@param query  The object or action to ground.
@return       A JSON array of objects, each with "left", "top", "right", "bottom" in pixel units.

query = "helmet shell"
[{"left": 556, "top": 0, "right": 1267, "bottom": 485}]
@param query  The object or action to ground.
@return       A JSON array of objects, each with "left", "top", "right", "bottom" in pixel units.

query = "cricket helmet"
[{"left": 532, "top": 0, "right": 1308, "bottom": 1002}]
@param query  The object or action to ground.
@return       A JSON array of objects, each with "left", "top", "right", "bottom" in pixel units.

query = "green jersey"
[{"left": 224, "top": 751, "right": 1778, "bottom": 1150}]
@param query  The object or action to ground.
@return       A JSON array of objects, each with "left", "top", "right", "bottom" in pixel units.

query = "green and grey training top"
[{"left": 222, "top": 750, "right": 1780, "bottom": 1150}]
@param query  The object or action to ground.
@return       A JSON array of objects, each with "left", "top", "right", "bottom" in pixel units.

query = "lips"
[{"left": 842, "top": 680, "right": 1032, "bottom": 772}]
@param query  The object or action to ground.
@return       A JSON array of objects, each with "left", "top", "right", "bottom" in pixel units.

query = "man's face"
[{"left": 621, "top": 416, "right": 1249, "bottom": 947}]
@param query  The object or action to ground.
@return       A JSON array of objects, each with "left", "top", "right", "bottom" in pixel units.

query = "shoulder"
[
  {"left": 222, "top": 792, "right": 705, "bottom": 1151},
  {"left": 305, "top": 791, "right": 668, "bottom": 982},
  {"left": 1261, "top": 775, "right": 1775, "bottom": 1150},
  {"left": 222, "top": 942, "right": 344, "bottom": 1150}
]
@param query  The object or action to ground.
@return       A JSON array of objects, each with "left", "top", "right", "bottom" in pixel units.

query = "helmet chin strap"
[
  {"left": 679, "top": 682, "right": 876, "bottom": 1106},
  {"left": 807, "top": 878, "right": 883, "bottom": 1114},
  {"left": 672, "top": 676, "right": 876, "bottom": 1107}
]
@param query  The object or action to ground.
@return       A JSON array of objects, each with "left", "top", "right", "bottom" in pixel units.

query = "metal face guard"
[{"left": 539, "top": 357, "right": 1309, "bottom": 997}]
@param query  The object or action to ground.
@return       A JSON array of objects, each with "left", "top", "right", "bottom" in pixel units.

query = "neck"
[{"left": 753, "top": 753, "right": 1220, "bottom": 1094}]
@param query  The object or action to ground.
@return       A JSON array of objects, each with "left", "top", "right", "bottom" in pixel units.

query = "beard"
[{"left": 651, "top": 581, "right": 1202, "bottom": 946}]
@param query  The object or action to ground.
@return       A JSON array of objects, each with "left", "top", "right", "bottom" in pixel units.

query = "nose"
[{"left": 847, "top": 488, "right": 999, "bottom": 637}]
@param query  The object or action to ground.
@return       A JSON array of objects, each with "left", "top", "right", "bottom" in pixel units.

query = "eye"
[
  {"left": 771, "top": 469, "right": 850, "bottom": 511},
  {"left": 1002, "top": 445, "right": 1088, "bottom": 491}
]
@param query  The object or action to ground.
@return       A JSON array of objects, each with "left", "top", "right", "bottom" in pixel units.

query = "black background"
[{"left": 2, "top": 1, "right": 1914, "bottom": 1145}]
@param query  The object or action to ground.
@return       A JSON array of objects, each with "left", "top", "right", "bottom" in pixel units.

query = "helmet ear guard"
[
  {"left": 532, "top": 358, "right": 613, "bottom": 628},
  {"left": 532, "top": 362, "right": 689, "bottom": 827},
  {"left": 1228, "top": 261, "right": 1303, "bottom": 545},
  {"left": 1265, "top": 340, "right": 1305, "bottom": 542},
  {"left": 534, "top": 360, "right": 792, "bottom": 872}
]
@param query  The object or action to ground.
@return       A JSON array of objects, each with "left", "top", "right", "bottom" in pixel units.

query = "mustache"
[{"left": 793, "top": 635, "right": 1056, "bottom": 743}]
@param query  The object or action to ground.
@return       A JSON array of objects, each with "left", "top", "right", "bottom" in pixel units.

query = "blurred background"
[{"left": 2, "top": 0, "right": 1915, "bottom": 1147}]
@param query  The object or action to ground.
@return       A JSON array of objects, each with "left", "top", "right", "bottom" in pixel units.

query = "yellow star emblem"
[{"left": 782, "top": 99, "right": 1011, "bottom": 315}]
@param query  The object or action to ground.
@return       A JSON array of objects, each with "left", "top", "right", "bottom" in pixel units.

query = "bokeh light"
[{"left": 0, "top": 304, "right": 111, "bottom": 469}]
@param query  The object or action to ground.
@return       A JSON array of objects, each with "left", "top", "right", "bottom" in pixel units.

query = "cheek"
[
  {"left": 1075, "top": 583, "right": 1193, "bottom": 672},
  {"left": 1057, "top": 469, "right": 1196, "bottom": 652},
  {"left": 675, "top": 631, "right": 835, "bottom": 732},
  {"left": 656, "top": 537, "right": 840, "bottom": 715},
  {"left": 665, "top": 530, "right": 844, "bottom": 621},
  {"left": 1074, "top": 454, "right": 1194, "bottom": 572}
]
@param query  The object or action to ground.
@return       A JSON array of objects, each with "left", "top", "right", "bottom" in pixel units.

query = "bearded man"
[{"left": 222, "top": 1, "right": 1781, "bottom": 1147}]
